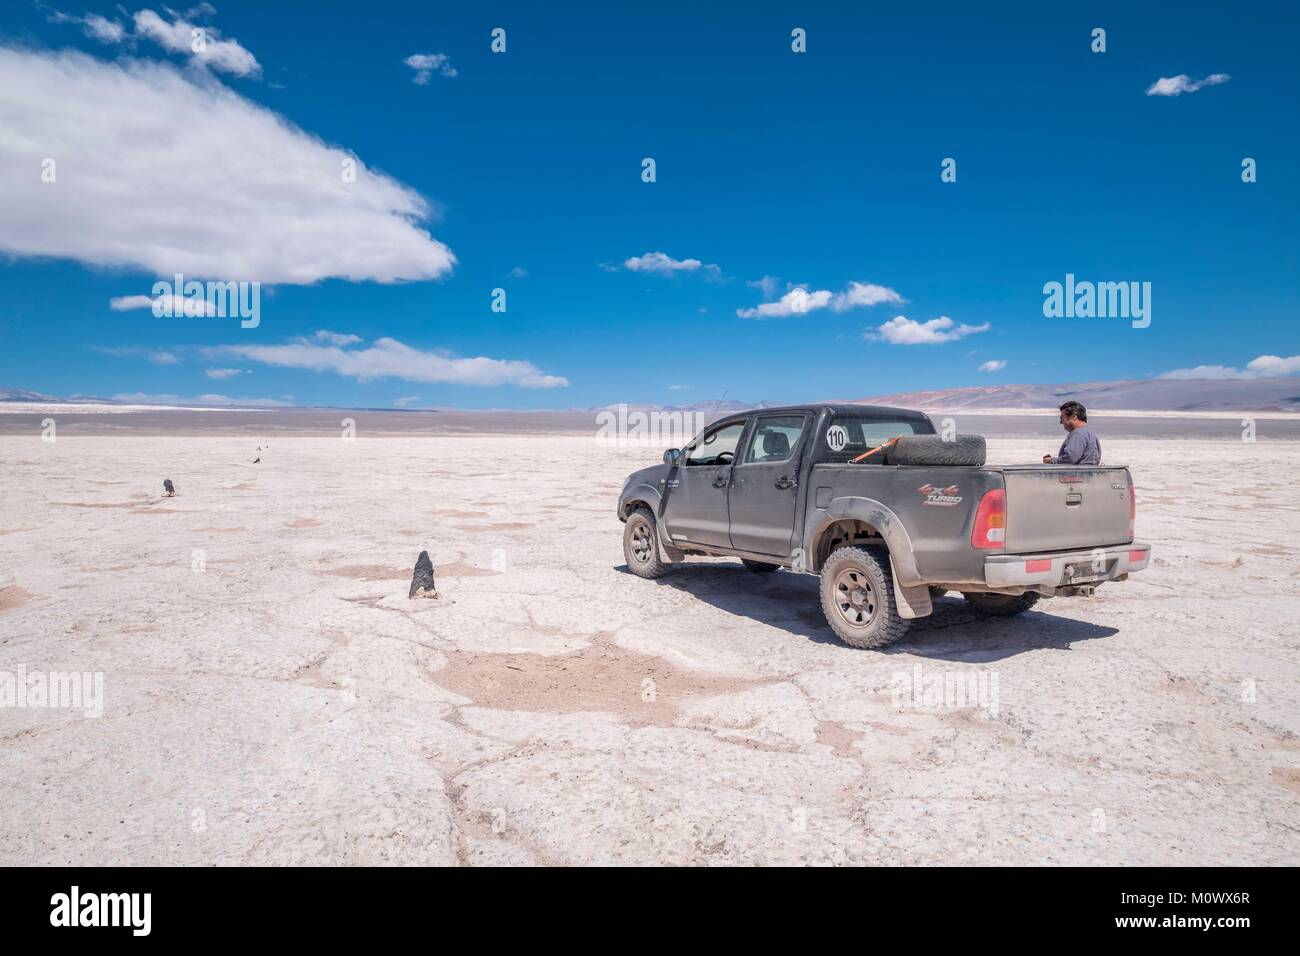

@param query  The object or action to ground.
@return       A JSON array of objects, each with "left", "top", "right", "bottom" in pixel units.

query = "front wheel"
[
  {"left": 818, "top": 546, "right": 910, "bottom": 649},
  {"left": 962, "top": 591, "right": 1039, "bottom": 616},
  {"left": 623, "top": 506, "right": 670, "bottom": 579}
]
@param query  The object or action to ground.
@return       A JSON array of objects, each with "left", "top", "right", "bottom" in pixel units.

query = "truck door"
[
  {"left": 662, "top": 419, "right": 748, "bottom": 548},
  {"left": 727, "top": 413, "right": 810, "bottom": 556}
]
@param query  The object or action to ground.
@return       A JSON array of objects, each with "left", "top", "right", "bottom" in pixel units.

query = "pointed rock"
[
  {"left": 409, "top": 550, "right": 438, "bottom": 599},
  {"left": 163, "top": 479, "right": 175, "bottom": 497}
]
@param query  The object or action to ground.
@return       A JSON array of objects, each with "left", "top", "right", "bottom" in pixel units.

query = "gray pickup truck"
[{"left": 617, "top": 403, "right": 1149, "bottom": 649}]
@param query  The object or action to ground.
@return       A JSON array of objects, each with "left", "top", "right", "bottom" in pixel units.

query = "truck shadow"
[{"left": 623, "top": 563, "right": 1119, "bottom": 661}]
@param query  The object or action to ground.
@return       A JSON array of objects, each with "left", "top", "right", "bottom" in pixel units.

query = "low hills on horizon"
[{"left": 4, "top": 376, "right": 1298, "bottom": 413}]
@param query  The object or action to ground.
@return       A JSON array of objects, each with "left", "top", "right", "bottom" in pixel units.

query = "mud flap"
[{"left": 890, "top": 557, "right": 933, "bottom": 619}]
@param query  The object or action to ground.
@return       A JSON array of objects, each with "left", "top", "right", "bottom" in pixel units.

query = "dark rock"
[
  {"left": 409, "top": 550, "right": 437, "bottom": 599},
  {"left": 163, "top": 479, "right": 175, "bottom": 497},
  {"left": 252, "top": 457, "right": 260, "bottom": 464}
]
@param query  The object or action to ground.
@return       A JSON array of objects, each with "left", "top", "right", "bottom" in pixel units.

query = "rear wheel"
[
  {"left": 962, "top": 591, "right": 1039, "bottom": 616},
  {"left": 623, "top": 507, "right": 670, "bottom": 579},
  {"left": 818, "top": 546, "right": 910, "bottom": 649},
  {"left": 740, "top": 559, "right": 779, "bottom": 573}
]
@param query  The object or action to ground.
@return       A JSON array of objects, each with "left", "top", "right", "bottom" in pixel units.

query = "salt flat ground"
[{"left": 1, "top": 434, "right": 1297, "bottom": 865}]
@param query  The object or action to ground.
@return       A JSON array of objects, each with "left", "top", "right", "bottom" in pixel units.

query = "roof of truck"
[{"left": 715, "top": 403, "right": 932, "bottom": 420}]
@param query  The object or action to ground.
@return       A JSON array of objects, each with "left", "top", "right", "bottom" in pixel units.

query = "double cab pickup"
[{"left": 617, "top": 404, "right": 1149, "bottom": 649}]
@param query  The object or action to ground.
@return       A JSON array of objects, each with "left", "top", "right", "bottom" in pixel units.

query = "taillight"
[
  {"left": 1128, "top": 482, "right": 1136, "bottom": 540},
  {"left": 972, "top": 489, "right": 1006, "bottom": 549}
]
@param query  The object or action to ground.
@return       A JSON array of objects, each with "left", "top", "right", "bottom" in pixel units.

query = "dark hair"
[{"left": 1059, "top": 401, "right": 1087, "bottom": 422}]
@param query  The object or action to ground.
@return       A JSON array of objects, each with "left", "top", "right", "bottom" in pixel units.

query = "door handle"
[
  {"left": 774, "top": 476, "right": 795, "bottom": 490},
  {"left": 712, "top": 475, "right": 729, "bottom": 489}
]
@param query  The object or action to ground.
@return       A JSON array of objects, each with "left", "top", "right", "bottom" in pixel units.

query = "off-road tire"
[
  {"left": 623, "top": 506, "right": 670, "bottom": 579},
  {"left": 962, "top": 590, "right": 1039, "bottom": 616},
  {"left": 818, "top": 546, "right": 910, "bottom": 649},
  {"left": 740, "top": 559, "right": 779, "bottom": 573},
  {"left": 889, "top": 434, "right": 986, "bottom": 467}
]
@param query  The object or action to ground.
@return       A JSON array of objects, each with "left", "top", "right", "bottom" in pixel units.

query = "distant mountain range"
[
  {"left": 847, "top": 378, "right": 1300, "bottom": 413},
  {"left": 6, "top": 378, "right": 1299, "bottom": 412}
]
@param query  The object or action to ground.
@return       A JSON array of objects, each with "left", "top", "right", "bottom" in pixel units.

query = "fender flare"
[
  {"left": 808, "top": 497, "right": 931, "bottom": 618},
  {"left": 806, "top": 496, "right": 922, "bottom": 586},
  {"left": 619, "top": 483, "right": 680, "bottom": 561}
]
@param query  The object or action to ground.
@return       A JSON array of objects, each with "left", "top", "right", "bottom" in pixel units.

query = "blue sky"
[{"left": 1, "top": 0, "right": 1297, "bottom": 408}]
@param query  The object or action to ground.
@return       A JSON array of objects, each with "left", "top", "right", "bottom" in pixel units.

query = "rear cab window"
[{"left": 816, "top": 413, "right": 934, "bottom": 464}]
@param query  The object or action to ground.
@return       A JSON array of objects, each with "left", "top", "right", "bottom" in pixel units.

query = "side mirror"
[{"left": 663, "top": 448, "right": 681, "bottom": 466}]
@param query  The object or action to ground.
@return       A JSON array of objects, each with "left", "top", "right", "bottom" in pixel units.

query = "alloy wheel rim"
[
  {"left": 630, "top": 521, "right": 653, "bottom": 564},
  {"left": 833, "top": 567, "right": 876, "bottom": 628}
]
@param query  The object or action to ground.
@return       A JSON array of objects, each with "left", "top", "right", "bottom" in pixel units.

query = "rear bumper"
[{"left": 984, "top": 542, "right": 1150, "bottom": 590}]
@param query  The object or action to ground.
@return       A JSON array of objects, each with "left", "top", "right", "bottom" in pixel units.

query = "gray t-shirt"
[{"left": 1055, "top": 426, "right": 1101, "bottom": 465}]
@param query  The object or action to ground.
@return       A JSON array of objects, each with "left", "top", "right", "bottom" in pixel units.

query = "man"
[{"left": 1043, "top": 400, "right": 1101, "bottom": 465}]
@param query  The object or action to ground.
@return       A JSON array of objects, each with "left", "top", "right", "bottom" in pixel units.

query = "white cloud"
[
  {"left": 1146, "top": 73, "right": 1230, "bottom": 97},
  {"left": 738, "top": 281, "right": 902, "bottom": 319},
  {"left": 738, "top": 287, "right": 831, "bottom": 318},
  {"left": 307, "top": 330, "right": 363, "bottom": 347},
  {"left": 89, "top": 344, "right": 181, "bottom": 364},
  {"left": 110, "top": 391, "right": 291, "bottom": 407},
  {"left": 84, "top": 15, "right": 126, "bottom": 43},
  {"left": 668, "top": 384, "right": 693, "bottom": 391},
  {"left": 832, "top": 281, "right": 904, "bottom": 311},
  {"left": 205, "top": 367, "right": 244, "bottom": 379},
  {"left": 869, "top": 315, "right": 991, "bottom": 345},
  {"left": 110, "top": 294, "right": 218, "bottom": 317},
  {"left": 979, "top": 359, "right": 1006, "bottom": 372},
  {"left": 205, "top": 335, "right": 568, "bottom": 388},
  {"left": 0, "top": 47, "right": 455, "bottom": 285},
  {"left": 393, "top": 395, "right": 421, "bottom": 407},
  {"left": 510, "top": 266, "right": 527, "bottom": 279},
  {"left": 404, "top": 53, "right": 457, "bottom": 84},
  {"left": 1160, "top": 354, "right": 1300, "bottom": 380},
  {"left": 48, "top": 10, "right": 127, "bottom": 43},
  {"left": 133, "top": 9, "right": 261, "bottom": 77},
  {"left": 746, "top": 275, "right": 779, "bottom": 299},
  {"left": 623, "top": 252, "right": 720, "bottom": 277},
  {"left": 1246, "top": 354, "right": 1300, "bottom": 377}
]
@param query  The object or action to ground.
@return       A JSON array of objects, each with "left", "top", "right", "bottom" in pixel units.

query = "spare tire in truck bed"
[{"left": 886, "top": 434, "right": 986, "bottom": 467}]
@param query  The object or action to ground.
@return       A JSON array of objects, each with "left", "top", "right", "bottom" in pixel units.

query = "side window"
[
  {"left": 685, "top": 421, "right": 746, "bottom": 466},
  {"left": 744, "top": 415, "right": 806, "bottom": 464}
]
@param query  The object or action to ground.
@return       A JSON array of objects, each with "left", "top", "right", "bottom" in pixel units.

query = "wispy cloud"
[
  {"left": 0, "top": 47, "right": 454, "bottom": 285},
  {"left": 205, "top": 335, "right": 568, "bottom": 388},
  {"left": 110, "top": 392, "right": 292, "bottom": 407},
  {"left": 89, "top": 345, "right": 181, "bottom": 364},
  {"left": 110, "top": 294, "right": 218, "bottom": 317},
  {"left": 622, "top": 252, "right": 720, "bottom": 278},
  {"left": 306, "top": 330, "right": 363, "bottom": 347},
  {"left": 205, "top": 367, "right": 245, "bottom": 379},
  {"left": 746, "top": 275, "right": 780, "bottom": 299},
  {"left": 133, "top": 8, "right": 261, "bottom": 77},
  {"left": 49, "top": 9, "right": 127, "bottom": 43},
  {"left": 1146, "top": 73, "right": 1230, "bottom": 97},
  {"left": 978, "top": 359, "right": 1007, "bottom": 372},
  {"left": 867, "top": 315, "right": 990, "bottom": 345},
  {"left": 1160, "top": 354, "right": 1300, "bottom": 380},
  {"left": 393, "top": 395, "right": 421, "bottom": 407},
  {"left": 405, "top": 53, "right": 457, "bottom": 84},
  {"left": 738, "top": 281, "right": 903, "bottom": 319}
]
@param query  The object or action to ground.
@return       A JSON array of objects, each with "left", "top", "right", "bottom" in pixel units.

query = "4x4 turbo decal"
[{"left": 917, "top": 483, "right": 963, "bottom": 507}]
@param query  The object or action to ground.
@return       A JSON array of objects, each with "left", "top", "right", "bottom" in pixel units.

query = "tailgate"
[{"left": 1002, "top": 466, "right": 1131, "bottom": 552}]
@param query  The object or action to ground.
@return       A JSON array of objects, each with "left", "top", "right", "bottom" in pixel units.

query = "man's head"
[{"left": 1058, "top": 401, "right": 1088, "bottom": 431}]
